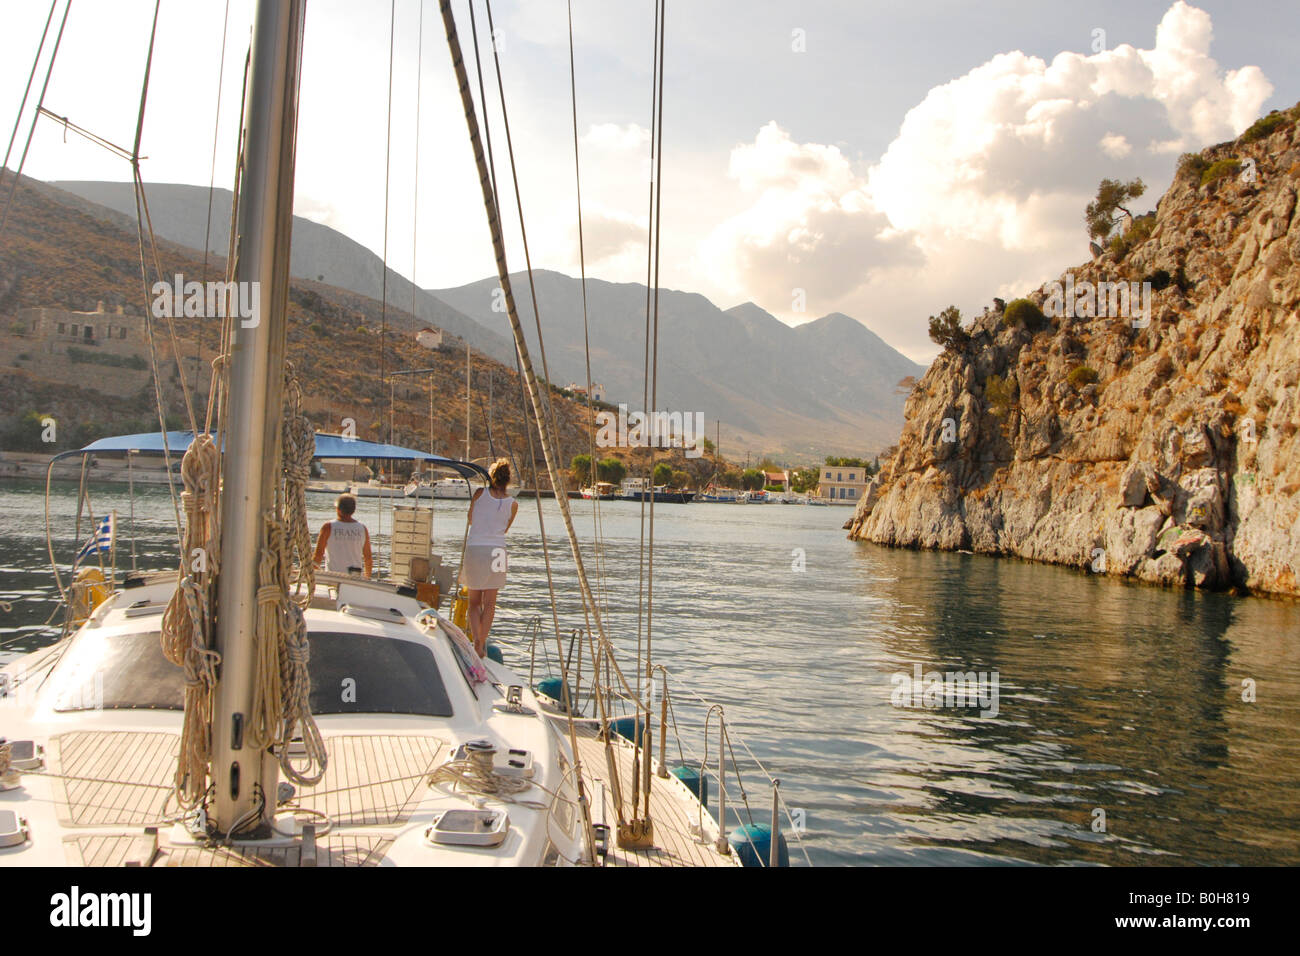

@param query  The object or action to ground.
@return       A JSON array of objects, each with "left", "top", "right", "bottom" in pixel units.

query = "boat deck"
[
  {"left": 568, "top": 723, "right": 737, "bottom": 868},
  {"left": 44, "top": 729, "right": 446, "bottom": 866}
]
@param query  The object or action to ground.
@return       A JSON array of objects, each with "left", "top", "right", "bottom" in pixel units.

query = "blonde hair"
[{"left": 488, "top": 458, "right": 511, "bottom": 489}]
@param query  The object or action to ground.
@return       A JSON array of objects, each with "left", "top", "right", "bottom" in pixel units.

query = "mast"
[
  {"left": 465, "top": 340, "right": 471, "bottom": 460},
  {"left": 210, "top": 0, "right": 306, "bottom": 836}
]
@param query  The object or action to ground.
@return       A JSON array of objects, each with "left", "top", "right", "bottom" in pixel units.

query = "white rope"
[
  {"left": 160, "top": 433, "right": 222, "bottom": 809},
  {"left": 249, "top": 379, "right": 326, "bottom": 786},
  {"left": 428, "top": 745, "right": 531, "bottom": 798}
]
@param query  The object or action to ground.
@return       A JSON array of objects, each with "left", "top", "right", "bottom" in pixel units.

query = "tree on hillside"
[
  {"left": 596, "top": 457, "right": 626, "bottom": 485},
  {"left": 927, "top": 305, "right": 969, "bottom": 353},
  {"left": 895, "top": 375, "right": 918, "bottom": 397},
  {"left": 740, "top": 468, "right": 766, "bottom": 491},
  {"left": 653, "top": 462, "right": 674, "bottom": 486},
  {"left": 571, "top": 453, "right": 594, "bottom": 485},
  {"left": 1085, "top": 178, "right": 1146, "bottom": 243}
]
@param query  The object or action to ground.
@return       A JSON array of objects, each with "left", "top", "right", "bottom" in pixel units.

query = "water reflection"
[{"left": 1, "top": 477, "right": 1297, "bottom": 864}]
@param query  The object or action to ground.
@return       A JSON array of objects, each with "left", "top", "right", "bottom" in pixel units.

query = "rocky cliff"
[{"left": 848, "top": 106, "right": 1300, "bottom": 597}]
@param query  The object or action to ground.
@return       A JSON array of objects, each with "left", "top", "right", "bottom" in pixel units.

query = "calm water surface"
[{"left": 2, "top": 476, "right": 1298, "bottom": 866}]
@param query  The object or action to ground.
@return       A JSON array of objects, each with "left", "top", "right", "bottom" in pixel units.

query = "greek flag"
[{"left": 75, "top": 513, "right": 115, "bottom": 562}]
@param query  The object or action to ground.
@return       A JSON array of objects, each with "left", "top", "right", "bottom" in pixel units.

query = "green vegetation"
[
  {"left": 1200, "top": 158, "right": 1241, "bottom": 186},
  {"left": 927, "top": 305, "right": 969, "bottom": 353},
  {"left": 653, "top": 462, "right": 674, "bottom": 486},
  {"left": 1067, "top": 365, "right": 1099, "bottom": 388},
  {"left": 597, "top": 457, "right": 626, "bottom": 485},
  {"left": 984, "top": 373, "right": 1015, "bottom": 417},
  {"left": 1002, "top": 298, "right": 1046, "bottom": 329},
  {"left": 570, "top": 453, "right": 595, "bottom": 485},
  {"left": 1240, "top": 110, "right": 1292, "bottom": 144},
  {"left": 1108, "top": 213, "right": 1155, "bottom": 259},
  {"left": 1176, "top": 153, "right": 1210, "bottom": 183},
  {"left": 825, "top": 456, "right": 868, "bottom": 467},
  {"left": 740, "top": 468, "right": 766, "bottom": 491},
  {"left": 790, "top": 465, "right": 820, "bottom": 493},
  {"left": 66, "top": 347, "right": 148, "bottom": 370},
  {"left": 1144, "top": 268, "right": 1172, "bottom": 292},
  {"left": 1086, "top": 178, "right": 1146, "bottom": 243}
]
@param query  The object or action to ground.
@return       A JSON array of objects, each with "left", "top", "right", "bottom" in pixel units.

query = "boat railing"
[{"left": 521, "top": 622, "right": 811, "bottom": 866}]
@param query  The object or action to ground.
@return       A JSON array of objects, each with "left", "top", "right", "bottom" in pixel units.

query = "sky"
[{"left": 1, "top": 0, "right": 1296, "bottom": 362}]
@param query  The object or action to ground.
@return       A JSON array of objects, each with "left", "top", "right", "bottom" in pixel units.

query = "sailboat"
[
  {"left": 0, "top": 0, "right": 801, "bottom": 868},
  {"left": 0, "top": 0, "right": 605, "bottom": 867}
]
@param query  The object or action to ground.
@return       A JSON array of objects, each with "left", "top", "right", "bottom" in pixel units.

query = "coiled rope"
[
  {"left": 0, "top": 741, "right": 11, "bottom": 779},
  {"left": 428, "top": 745, "right": 531, "bottom": 798},
  {"left": 248, "top": 379, "right": 325, "bottom": 786},
  {"left": 160, "top": 433, "right": 222, "bottom": 809}
]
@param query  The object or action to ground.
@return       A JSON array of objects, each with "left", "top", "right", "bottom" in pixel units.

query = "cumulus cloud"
[
  {"left": 697, "top": 1, "right": 1273, "bottom": 359},
  {"left": 867, "top": 0, "right": 1270, "bottom": 252},
  {"left": 582, "top": 122, "right": 651, "bottom": 152},
  {"left": 699, "top": 122, "right": 921, "bottom": 309}
]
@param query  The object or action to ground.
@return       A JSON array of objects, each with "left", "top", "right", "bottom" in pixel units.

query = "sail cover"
[{"left": 57, "top": 431, "right": 490, "bottom": 481}]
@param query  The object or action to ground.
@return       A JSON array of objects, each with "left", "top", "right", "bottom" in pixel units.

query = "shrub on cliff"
[
  {"left": 1109, "top": 213, "right": 1155, "bottom": 259},
  {"left": 1002, "top": 298, "right": 1046, "bottom": 329},
  {"left": 1177, "top": 153, "right": 1210, "bottom": 183},
  {"left": 1200, "top": 158, "right": 1241, "bottom": 186},
  {"left": 928, "top": 305, "right": 969, "bottom": 353},
  {"left": 1239, "top": 110, "right": 1292, "bottom": 144},
  {"left": 985, "top": 373, "right": 1015, "bottom": 416},
  {"left": 1067, "top": 365, "right": 1099, "bottom": 388}
]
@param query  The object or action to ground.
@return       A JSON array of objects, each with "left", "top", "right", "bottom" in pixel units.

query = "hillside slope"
[
  {"left": 434, "top": 271, "right": 922, "bottom": 457},
  {"left": 0, "top": 173, "right": 593, "bottom": 472},
  {"left": 47, "top": 180, "right": 516, "bottom": 360},
  {"left": 848, "top": 107, "right": 1300, "bottom": 597}
]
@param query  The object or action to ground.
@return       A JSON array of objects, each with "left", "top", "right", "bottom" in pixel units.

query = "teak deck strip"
[{"left": 570, "top": 725, "right": 736, "bottom": 868}]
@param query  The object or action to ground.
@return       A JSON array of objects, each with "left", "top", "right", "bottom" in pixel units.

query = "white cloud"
[
  {"left": 581, "top": 122, "right": 650, "bottom": 152},
  {"left": 698, "top": 122, "right": 920, "bottom": 310},
  {"left": 697, "top": 1, "right": 1273, "bottom": 361},
  {"left": 1100, "top": 133, "right": 1132, "bottom": 158}
]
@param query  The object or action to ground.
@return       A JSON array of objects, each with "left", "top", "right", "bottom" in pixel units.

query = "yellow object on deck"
[
  {"left": 452, "top": 588, "right": 469, "bottom": 633},
  {"left": 70, "top": 566, "right": 109, "bottom": 624}
]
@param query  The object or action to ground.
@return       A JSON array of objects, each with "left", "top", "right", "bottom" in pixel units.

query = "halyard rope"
[{"left": 161, "top": 433, "right": 222, "bottom": 809}]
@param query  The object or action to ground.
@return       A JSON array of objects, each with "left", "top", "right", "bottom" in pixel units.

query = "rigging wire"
[
  {"left": 198, "top": 0, "right": 233, "bottom": 399},
  {"left": 634, "top": 0, "right": 662, "bottom": 725},
  {"left": 0, "top": 0, "right": 72, "bottom": 243},
  {"left": 380, "top": 0, "right": 396, "bottom": 444},
  {"left": 564, "top": 0, "right": 610, "bottom": 624},
  {"left": 0, "top": 0, "right": 58, "bottom": 190},
  {"left": 127, "top": 0, "right": 187, "bottom": 544}
]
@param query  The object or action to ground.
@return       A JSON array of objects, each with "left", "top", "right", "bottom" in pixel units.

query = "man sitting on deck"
[{"left": 313, "top": 494, "right": 373, "bottom": 577}]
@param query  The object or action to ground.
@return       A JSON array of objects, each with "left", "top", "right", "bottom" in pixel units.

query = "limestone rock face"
[{"left": 848, "top": 115, "right": 1300, "bottom": 596}]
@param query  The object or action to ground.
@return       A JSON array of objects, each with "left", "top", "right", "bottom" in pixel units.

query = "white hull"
[{"left": 0, "top": 575, "right": 586, "bottom": 866}]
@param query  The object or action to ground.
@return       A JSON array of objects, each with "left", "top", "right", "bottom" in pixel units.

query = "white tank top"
[
  {"left": 467, "top": 491, "right": 512, "bottom": 547},
  {"left": 325, "top": 519, "right": 367, "bottom": 572}
]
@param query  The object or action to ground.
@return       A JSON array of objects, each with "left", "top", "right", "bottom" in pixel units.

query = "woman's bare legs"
[{"left": 466, "top": 587, "right": 501, "bottom": 656}]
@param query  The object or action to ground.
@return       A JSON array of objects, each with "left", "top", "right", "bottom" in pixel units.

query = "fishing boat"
[
  {"left": 580, "top": 481, "right": 618, "bottom": 500},
  {"left": 618, "top": 477, "right": 694, "bottom": 503},
  {"left": 697, "top": 486, "right": 740, "bottom": 503}
]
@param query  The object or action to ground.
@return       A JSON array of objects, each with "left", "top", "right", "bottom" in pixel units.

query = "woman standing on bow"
[{"left": 462, "top": 458, "right": 518, "bottom": 656}]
